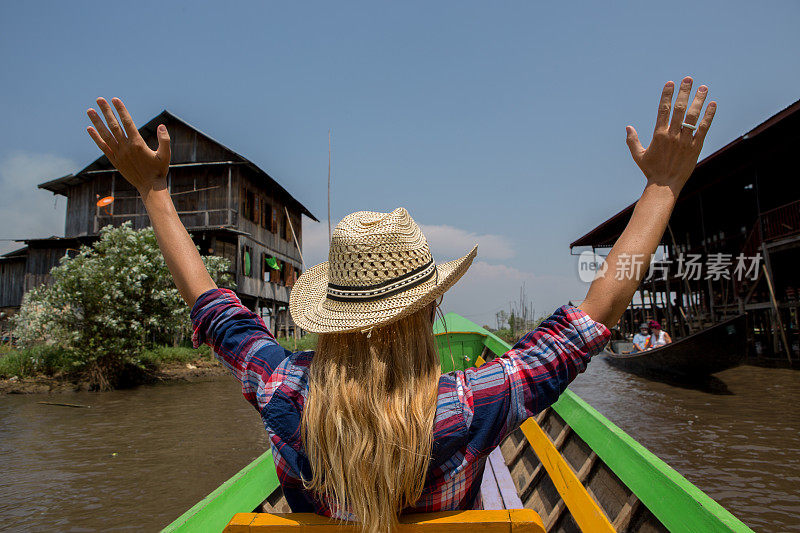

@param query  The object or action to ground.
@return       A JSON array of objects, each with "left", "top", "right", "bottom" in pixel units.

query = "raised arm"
[
  {"left": 579, "top": 77, "right": 717, "bottom": 328},
  {"left": 85, "top": 97, "right": 217, "bottom": 307}
]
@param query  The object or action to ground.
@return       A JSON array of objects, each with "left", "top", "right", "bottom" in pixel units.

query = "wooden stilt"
[{"left": 762, "top": 263, "right": 792, "bottom": 365}]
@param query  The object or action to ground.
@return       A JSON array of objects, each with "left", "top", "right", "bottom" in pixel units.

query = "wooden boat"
[
  {"left": 604, "top": 314, "right": 747, "bottom": 378},
  {"left": 163, "top": 312, "right": 753, "bottom": 532}
]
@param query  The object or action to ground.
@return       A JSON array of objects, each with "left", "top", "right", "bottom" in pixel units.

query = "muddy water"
[
  {"left": 0, "top": 363, "right": 798, "bottom": 531},
  {"left": 0, "top": 379, "right": 268, "bottom": 531}
]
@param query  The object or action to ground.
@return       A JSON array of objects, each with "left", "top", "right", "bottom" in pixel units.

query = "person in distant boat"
[
  {"left": 632, "top": 323, "right": 651, "bottom": 352},
  {"left": 648, "top": 320, "right": 672, "bottom": 348},
  {"left": 84, "top": 76, "right": 715, "bottom": 532}
]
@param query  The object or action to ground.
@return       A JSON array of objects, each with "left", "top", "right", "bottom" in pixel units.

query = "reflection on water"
[
  {"left": 570, "top": 359, "right": 800, "bottom": 532},
  {"left": 1, "top": 363, "right": 798, "bottom": 531}
]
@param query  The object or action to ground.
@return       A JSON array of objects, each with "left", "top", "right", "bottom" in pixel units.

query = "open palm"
[
  {"left": 86, "top": 97, "right": 171, "bottom": 193},
  {"left": 625, "top": 77, "right": 717, "bottom": 193}
]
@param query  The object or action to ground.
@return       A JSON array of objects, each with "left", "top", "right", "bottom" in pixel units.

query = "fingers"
[
  {"left": 668, "top": 77, "right": 693, "bottom": 134},
  {"left": 86, "top": 108, "right": 118, "bottom": 150},
  {"left": 654, "top": 81, "right": 675, "bottom": 131},
  {"left": 693, "top": 101, "right": 717, "bottom": 147},
  {"left": 155, "top": 124, "right": 171, "bottom": 164},
  {"left": 111, "top": 98, "right": 139, "bottom": 140},
  {"left": 96, "top": 97, "right": 127, "bottom": 143},
  {"left": 681, "top": 86, "right": 708, "bottom": 141},
  {"left": 626, "top": 125, "right": 646, "bottom": 164},
  {"left": 86, "top": 126, "right": 115, "bottom": 162}
]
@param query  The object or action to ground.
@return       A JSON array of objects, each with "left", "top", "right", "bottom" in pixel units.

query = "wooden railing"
[
  {"left": 94, "top": 208, "right": 237, "bottom": 233},
  {"left": 760, "top": 198, "right": 800, "bottom": 243},
  {"left": 740, "top": 199, "right": 800, "bottom": 260}
]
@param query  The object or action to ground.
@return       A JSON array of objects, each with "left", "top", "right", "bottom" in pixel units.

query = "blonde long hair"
[{"left": 300, "top": 303, "right": 441, "bottom": 533}]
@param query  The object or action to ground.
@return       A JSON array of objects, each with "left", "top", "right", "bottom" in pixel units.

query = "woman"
[
  {"left": 85, "top": 77, "right": 715, "bottom": 532},
  {"left": 648, "top": 320, "right": 673, "bottom": 348}
]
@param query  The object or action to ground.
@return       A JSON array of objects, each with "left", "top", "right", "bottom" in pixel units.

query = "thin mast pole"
[{"left": 327, "top": 130, "right": 332, "bottom": 244}]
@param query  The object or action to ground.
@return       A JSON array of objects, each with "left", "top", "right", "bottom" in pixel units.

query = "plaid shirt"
[{"left": 191, "top": 288, "right": 609, "bottom": 518}]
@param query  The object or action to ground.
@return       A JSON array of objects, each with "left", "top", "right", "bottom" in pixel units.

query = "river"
[{"left": 0, "top": 362, "right": 798, "bottom": 532}]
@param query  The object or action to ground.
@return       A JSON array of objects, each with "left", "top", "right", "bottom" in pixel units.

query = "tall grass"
[
  {"left": 0, "top": 345, "right": 76, "bottom": 378},
  {"left": 277, "top": 333, "right": 318, "bottom": 352},
  {"left": 0, "top": 335, "right": 318, "bottom": 381},
  {"left": 137, "top": 344, "right": 213, "bottom": 366},
  {"left": 0, "top": 344, "right": 216, "bottom": 379}
]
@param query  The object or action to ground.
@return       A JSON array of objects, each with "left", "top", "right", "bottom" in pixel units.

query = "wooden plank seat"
[
  {"left": 480, "top": 446, "right": 524, "bottom": 510},
  {"left": 224, "top": 509, "right": 545, "bottom": 532}
]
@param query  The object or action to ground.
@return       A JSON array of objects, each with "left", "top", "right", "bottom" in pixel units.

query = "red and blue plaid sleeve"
[
  {"left": 460, "top": 304, "right": 609, "bottom": 453},
  {"left": 190, "top": 288, "right": 291, "bottom": 411}
]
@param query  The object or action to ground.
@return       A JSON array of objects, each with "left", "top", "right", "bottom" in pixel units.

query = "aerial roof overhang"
[{"left": 37, "top": 110, "right": 319, "bottom": 222}]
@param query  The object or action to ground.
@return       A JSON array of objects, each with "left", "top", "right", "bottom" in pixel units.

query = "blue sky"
[{"left": 1, "top": 1, "right": 798, "bottom": 326}]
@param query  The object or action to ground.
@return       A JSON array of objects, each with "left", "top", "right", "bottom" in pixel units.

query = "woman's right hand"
[
  {"left": 625, "top": 76, "right": 716, "bottom": 196},
  {"left": 86, "top": 97, "right": 171, "bottom": 194}
]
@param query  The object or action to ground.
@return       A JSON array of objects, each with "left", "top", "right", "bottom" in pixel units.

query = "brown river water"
[{"left": 1, "top": 361, "right": 798, "bottom": 532}]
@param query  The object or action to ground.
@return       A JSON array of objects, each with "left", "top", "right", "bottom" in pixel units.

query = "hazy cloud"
[
  {"left": 0, "top": 152, "right": 74, "bottom": 255},
  {"left": 420, "top": 224, "right": 515, "bottom": 261},
  {"left": 301, "top": 220, "right": 517, "bottom": 267},
  {"left": 301, "top": 219, "right": 331, "bottom": 267},
  {"left": 440, "top": 260, "right": 583, "bottom": 327}
]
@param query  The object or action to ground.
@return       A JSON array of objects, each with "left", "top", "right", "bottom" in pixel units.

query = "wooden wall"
[
  {"left": 234, "top": 165, "right": 303, "bottom": 265},
  {"left": 64, "top": 180, "right": 94, "bottom": 237},
  {"left": 0, "top": 259, "right": 25, "bottom": 308},
  {"left": 64, "top": 164, "right": 305, "bottom": 272},
  {"left": 24, "top": 247, "right": 68, "bottom": 293},
  {"left": 235, "top": 232, "right": 301, "bottom": 304}
]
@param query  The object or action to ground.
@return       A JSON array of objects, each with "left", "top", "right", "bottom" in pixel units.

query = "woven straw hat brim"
[{"left": 290, "top": 245, "right": 478, "bottom": 334}]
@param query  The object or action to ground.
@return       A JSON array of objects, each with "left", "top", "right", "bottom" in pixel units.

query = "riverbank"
[
  {"left": 0, "top": 335, "right": 314, "bottom": 394},
  {"left": 0, "top": 357, "right": 229, "bottom": 394}
]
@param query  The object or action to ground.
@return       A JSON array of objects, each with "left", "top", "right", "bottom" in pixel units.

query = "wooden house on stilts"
[
  {"left": 0, "top": 111, "right": 318, "bottom": 338},
  {"left": 571, "top": 98, "right": 800, "bottom": 364}
]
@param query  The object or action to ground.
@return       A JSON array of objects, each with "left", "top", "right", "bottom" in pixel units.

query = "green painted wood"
[
  {"left": 161, "top": 450, "right": 279, "bottom": 532},
  {"left": 436, "top": 312, "right": 753, "bottom": 533},
  {"left": 434, "top": 313, "right": 509, "bottom": 371},
  {"left": 552, "top": 391, "right": 753, "bottom": 533}
]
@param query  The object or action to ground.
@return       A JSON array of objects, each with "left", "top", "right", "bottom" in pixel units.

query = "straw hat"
[{"left": 289, "top": 208, "right": 477, "bottom": 334}]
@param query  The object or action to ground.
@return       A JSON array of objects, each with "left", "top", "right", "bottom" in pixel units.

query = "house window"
[
  {"left": 284, "top": 212, "right": 292, "bottom": 241},
  {"left": 271, "top": 206, "right": 279, "bottom": 234},
  {"left": 286, "top": 266, "right": 300, "bottom": 288},
  {"left": 261, "top": 199, "right": 271, "bottom": 229},
  {"left": 270, "top": 259, "right": 281, "bottom": 284},
  {"left": 241, "top": 188, "right": 256, "bottom": 222}
]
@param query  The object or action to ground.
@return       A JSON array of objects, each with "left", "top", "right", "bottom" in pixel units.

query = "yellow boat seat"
[{"left": 224, "top": 509, "right": 545, "bottom": 532}]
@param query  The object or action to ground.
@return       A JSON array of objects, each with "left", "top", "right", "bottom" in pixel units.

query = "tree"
[
  {"left": 11, "top": 221, "right": 233, "bottom": 389},
  {"left": 495, "top": 310, "right": 508, "bottom": 330}
]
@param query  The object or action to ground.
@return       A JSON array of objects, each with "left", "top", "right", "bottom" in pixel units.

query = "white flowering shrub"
[{"left": 11, "top": 222, "right": 233, "bottom": 389}]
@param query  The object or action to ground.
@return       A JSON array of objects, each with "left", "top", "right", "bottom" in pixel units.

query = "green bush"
[{"left": 10, "top": 222, "right": 233, "bottom": 389}]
